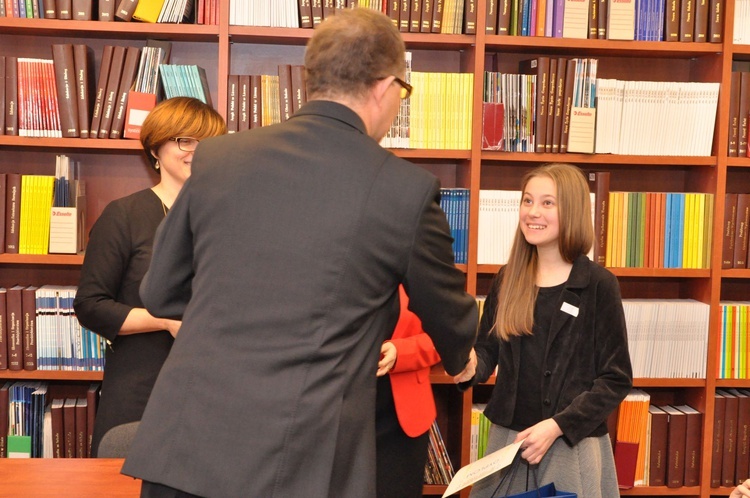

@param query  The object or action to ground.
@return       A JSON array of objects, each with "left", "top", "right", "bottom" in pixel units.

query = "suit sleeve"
[
  {"left": 139, "top": 180, "right": 196, "bottom": 319},
  {"left": 402, "top": 178, "right": 477, "bottom": 376}
]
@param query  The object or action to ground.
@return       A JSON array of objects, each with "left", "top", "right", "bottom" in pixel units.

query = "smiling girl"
[{"left": 454, "top": 163, "right": 633, "bottom": 497}]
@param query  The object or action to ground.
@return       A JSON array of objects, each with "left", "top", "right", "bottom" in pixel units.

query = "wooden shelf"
[
  {"left": 0, "top": 18, "right": 219, "bottom": 40},
  {"left": 0, "top": 136, "right": 143, "bottom": 151},
  {"left": 0, "top": 370, "right": 103, "bottom": 381},
  {"left": 0, "top": 253, "right": 84, "bottom": 265},
  {"left": 620, "top": 486, "right": 701, "bottom": 495},
  {"left": 481, "top": 151, "right": 717, "bottom": 166},
  {"left": 484, "top": 36, "right": 723, "bottom": 58},
  {"left": 476, "top": 264, "right": 710, "bottom": 278}
]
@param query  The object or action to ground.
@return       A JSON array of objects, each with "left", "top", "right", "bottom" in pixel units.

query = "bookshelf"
[{"left": 0, "top": 2, "right": 748, "bottom": 497}]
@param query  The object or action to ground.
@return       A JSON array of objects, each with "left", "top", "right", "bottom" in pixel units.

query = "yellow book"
[
  {"left": 682, "top": 193, "right": 693, "bottom": 268},
  {"left": 37, "top": 175, "right": 55, "bottom": 254},
  {"left": 695, "top": 193, "right": 706, "bottom": 269},
  {"left": 132, "top": 0, "right": 166, "bottom": 23},
  {"left": 619, "top": 192, "right": 628, "bottom": 268},
  {"left": 606, "top": 191, "right": 616, "bottom": 266},
  {"left": 18, "top": 175, "right": 34, "bottom": 254}
]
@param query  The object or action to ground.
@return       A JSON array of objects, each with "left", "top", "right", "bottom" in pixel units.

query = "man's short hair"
[{"left": 304, "top": 8, "right": 406, "bottom": 100}]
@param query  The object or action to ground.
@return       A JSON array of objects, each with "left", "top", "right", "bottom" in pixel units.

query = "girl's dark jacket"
[{"left": 462, "top": 254, "right": 633, "bottom": 446}]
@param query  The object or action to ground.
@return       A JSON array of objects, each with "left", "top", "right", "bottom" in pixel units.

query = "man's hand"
[
  {"left": 452, "top": 348, "right": 477, "bottom": 383},
  {"left": 377, "top": 341, "right": 397, "bottom": 377},
  {"left": 732, "top": 479, "right": 750, "bottom": 498}
]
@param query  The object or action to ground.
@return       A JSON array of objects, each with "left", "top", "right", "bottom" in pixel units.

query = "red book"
[
  {"left": 5, "top": 56, "right": 18, "bottom": 136},
  {"left": 73, "top": 44, "right": 92, "bottom": 139},
  {"left": 733, "top": 194, "right": 750, "bottom": 268},
  {"left": 238, "top": 75, "right": 250, "bottom": 132},
  {"left": 75, "top": 397, "right": 87, "bottom": 458},
  {"left": 226, "top": 74, "right": 239, "bottom": 133},
  {"left": 50, "top": 398, "right": 65, "bottom": 458},
  {"left": 89, "top": 45, "right": 114, "bottom": 139},
  {"left": 648, "top": 405, "right": 669, "bottom": 486},
  {"left": 660, "top": 405, "right": 687, "bottom": 488},
  {"left": 51, "top": 44, "right": 80, "bottom": 138},
  {"left": 731, "top": 389, "right": 750, "bottom": 483},
  {"left": 63, "top": 397, "right": 77, "bottom": 458},
  {"left": 723, "top": 193, "right": 738, "bottom": 269},
  {"left": 0, "top": 381, "right": 10, "bottom": 458},
  {"left": 0, "top": 288, "right": 7, "bottom": 370},
  {"left": 277, "top": 64, "right": 293, "bottom": 123},
  {"left": 712, "top": 392, "right": 726, "bottom": 487},
  {"left": 481, "top": 102, "right": 504, "bottom": 150},
  {"left": 614, "top": 440, "right": 638, "bottom": 489},
  {"left": 675, "top": 405, "right": 702, "bottom": 487},
  {"left": 6, "top": 285, "right": 24, "bottom": 371},
  {"left": 86, "top": 383, "right": 101, "bottom": 458},
  {"left": 21, "top": 285, "right": 38, "bottom": 371},
  {"left": 5, "top": 173, "right": 20, "bottom": 254},
  {"left": 718, "top": 389, "right": 739, "bottom": 486},
  {"left": 109, "top": 46, "right": 141, "bottom": 139},
  {"left": 290, "top": 65, "right": 306, "bottom": 115}
]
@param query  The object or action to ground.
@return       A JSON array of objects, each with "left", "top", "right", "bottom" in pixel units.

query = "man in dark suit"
[{"left": 122, "top": 8, "right": 477, "bottom": 498}]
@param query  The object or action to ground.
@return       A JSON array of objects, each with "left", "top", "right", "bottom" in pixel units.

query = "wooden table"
[{"left": 0, "top": 458, "right": 141, "bottom": 497}]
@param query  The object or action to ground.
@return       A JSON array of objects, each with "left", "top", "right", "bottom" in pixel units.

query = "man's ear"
[{"left": 372, "top": 76, "right": 393, "bottom": 106}]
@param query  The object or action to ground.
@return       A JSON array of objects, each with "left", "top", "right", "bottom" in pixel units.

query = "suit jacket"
[
  {"left": 465, "top": 255, "right": 632, "bottom": 446},
  {"left": 387, "top": 286, "right": 442, "bottom": 438},
  {"left": 122, "top": 100, "right": 477, "bottom": 498}
]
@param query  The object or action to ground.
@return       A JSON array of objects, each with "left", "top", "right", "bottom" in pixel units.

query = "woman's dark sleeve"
[{"left": 73, "top": 202, "right": 134, "bottom": 342}]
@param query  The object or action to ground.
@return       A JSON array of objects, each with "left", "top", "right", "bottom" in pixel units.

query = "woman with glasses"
[{"left": 74, "top": 97, "right": 226, "bottom": 457}]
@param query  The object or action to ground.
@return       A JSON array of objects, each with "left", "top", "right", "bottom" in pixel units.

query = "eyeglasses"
[
  {"left": 169, "top": 137, "right": 200, "bottom": 152},
  {"left": 392, "top": 76, "right": 413, "bottom": 100}
]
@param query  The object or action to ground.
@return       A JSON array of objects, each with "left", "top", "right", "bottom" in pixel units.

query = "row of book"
[
  {"left": 722, "top": 193, "right": 750, "bottom": 269},
  {"left": 0, "top": 285, "right": 107, "bottom": 372},
  {"left": 727, "top": 71, "right": 750, "bottom": 158},
  {"left": 595, "top": 79, "right": 719, "bottom": 156},
  {"left": 0, "top": 381, "right": 101, "bottom": 458},
  {"left": 225, "top": 65, "right": 307, "bottom": 133},
  {"left": 615, "top": 389, "right": 702, "bottom": 488},
  {"left": 439, "top": 188, "right": 469, "bottom": 265},
  {"left": 605, "top": 192, "right": 714, "bottom": 269},
  {"left": 469, "top": 403, "right": 490, "bottom": 463},
  {"left": 487, "top": 0, "right": 724, "bottom": 41},
  {"left": 712, "top": 389, "right": 750, "bottom": 487},
  {"left": 622, "top": 299, "right": 709, "bottom": 379},
  {"left": 423, "top": 420, "right": 455, "bottom": 485},
  {"left": 0, "top": 0, "right": 208, "bottom": 23},
  {"left": 483, "top": 56, "right": 598, "bottom": 153},
  {"left": 228, "top": 0, "right": 468, "bottom": 34},
  {"left": 1, "top": 169, "right": 85, "bottom": 256},
  {"left": 718, "top": 303, "right": 750, "bottom": 380}
]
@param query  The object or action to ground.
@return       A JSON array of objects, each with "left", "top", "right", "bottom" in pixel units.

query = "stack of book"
[
  {"left": 159, "top": 64, "right": 212, "bottom": 106},
  {"left": 0, "top": 46, "right": 92, "bottom": 139},
  {"left": 0, "top": 381, "right": 101, "bottom": 459},
  {"left": 717, "top": 305, "right": 750, "bottom": 379},
  {"left": 226, "top": 65, "right": 306, "bottom": 133},
  {"left": 423, "top": 420, "right": 455, "bottom": 485},
  {"left": 483, "top": 0, "right": 723, "bottom": 42},
  {"left": 1, "top": 284, "right": 106, "bottom": 373},
  {"left": 622, "top": 298, "right": 709, "bottom": 378},
  {"left": 595, "top": 80, "right": 719, "bottom": 156},
  {"left": 712, "top": 389, "right": 750, "bottom": 488},
  {"left": 439, "top": 188, "right": 470, "bottom": 265},
  {"left": 727, "top": 71, "right": 750, "bottom": 158}
]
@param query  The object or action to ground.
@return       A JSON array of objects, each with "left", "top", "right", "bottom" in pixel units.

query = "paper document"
[{"left": 442, "top": 440, "right": 523, "bottom": 497}]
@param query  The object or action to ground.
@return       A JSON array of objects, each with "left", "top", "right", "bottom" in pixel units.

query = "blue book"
[
  {"left": 675, "top": 193, "right": 685, "bottom": 268},
  {"left": 664, "top": 193, "right": 673, "bottom": 268}
]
